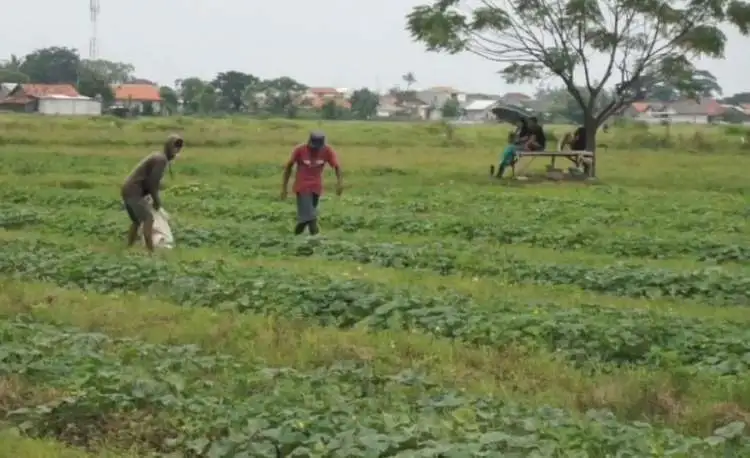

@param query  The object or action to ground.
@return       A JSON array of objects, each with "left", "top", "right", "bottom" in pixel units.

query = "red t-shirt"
[{"left": 287, "top": 144, "right": 339, "bottom": 195}]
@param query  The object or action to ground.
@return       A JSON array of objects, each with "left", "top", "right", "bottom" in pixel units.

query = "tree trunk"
[{"left": 584, "top": 114, "right": 598, "bottom": 178}]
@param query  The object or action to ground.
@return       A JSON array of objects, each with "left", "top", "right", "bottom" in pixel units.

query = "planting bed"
[{"left": 1, "top": 116, "right": 750, "bottom": 456}]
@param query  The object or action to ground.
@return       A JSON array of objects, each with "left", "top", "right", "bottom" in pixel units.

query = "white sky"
[{"left": 2, "top": 0, "right": 749, "bottom": 96}]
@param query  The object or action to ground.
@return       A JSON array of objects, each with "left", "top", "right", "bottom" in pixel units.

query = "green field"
[{"left": 1, "top": 115, "right": 750, "bottom": 456}]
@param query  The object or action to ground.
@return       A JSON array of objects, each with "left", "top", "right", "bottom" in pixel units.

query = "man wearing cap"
[
  {"left": 121, "top": 134, "right": 182, "bottom": 252},
  {"left": 281, "top": 132, "right": 343, "bottom": 235}
]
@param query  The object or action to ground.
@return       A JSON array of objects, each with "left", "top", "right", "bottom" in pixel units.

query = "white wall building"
[{"left": 37, "top": 95, "right": 102, "bottom": 116}]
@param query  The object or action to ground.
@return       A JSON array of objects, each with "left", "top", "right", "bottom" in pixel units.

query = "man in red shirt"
[{"left": 281, "top": 131, "right": 343, "bottom": 235}]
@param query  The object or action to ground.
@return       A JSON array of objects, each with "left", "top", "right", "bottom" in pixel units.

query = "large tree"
[
  {"left": 80, "top": 59, "right": 135, "bottom": 84},
  {"left": 176, "top": 77, "right": 209, "bottom": 114},
  {"left": 722, "top": 92, "right": 750, "bottom": 105},
  {"left": 636, "top": 68, "right": 722, "bottom": 102},
  {"left": 211, "top": 71, "right": 260, "bottom": 112},
  {"left": 349, "top": 88, "right": 380, "bottom": 119},
  {"left": 0, "top": 55, "right": 28, "bottom": 82},
  {"left": 19, "top": 47, "right": 81, "bottom": 84},
  {"left": 76, "top": 65, "right": 115, "bottom": 107},
  {"left": 407, "top": 0, "right": 750, "bottom": 175}
]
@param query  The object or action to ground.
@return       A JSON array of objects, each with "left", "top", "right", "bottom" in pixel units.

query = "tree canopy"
[{"left": 407, "top": 0, "right": 750, "bottom": 152}]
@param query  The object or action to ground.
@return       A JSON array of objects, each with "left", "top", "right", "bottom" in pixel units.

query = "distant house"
[
  {"left": 112, "top": 83, "right": 162, "bottom": 114},
  {"left": 462, "top": 99, "right": 502, "bottom": 122},
  {"left": 376, "top": 94, "right": 405, "bottom": 118},
  {"left": 622, "top": 102, "right": 669, "bottom": 122},
  {"left": 0, "top": 84, "right": 83, "bottom": 113},
  {"left": 387, "top": 91, "right": 430, "bottom": 119},
  {"left": 416, "top": 86, "right": 467, "bottom": 120},
  {"left": 668, "top": 99, "right": 724, "bottom": 123},
  {"left": 464, "top": 93, "right": 501, "bottom": 103},
  {"left": 623, "top": 99, "right": 726, "bottom": 124},
  {"left": 301, "top": 87, "right": 350, "bottom": 109}
]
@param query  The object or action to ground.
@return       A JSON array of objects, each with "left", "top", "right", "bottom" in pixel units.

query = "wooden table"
[{"left": 513, "top": 150, "right": 593, "bottom": 176}]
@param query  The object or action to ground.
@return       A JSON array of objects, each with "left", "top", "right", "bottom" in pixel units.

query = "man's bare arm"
[
  {"left": 333, "top": 166, "right": 343, "bottom": 188},
  {"left": 281, "top": 163, "right": 293, "bottom": 192}
]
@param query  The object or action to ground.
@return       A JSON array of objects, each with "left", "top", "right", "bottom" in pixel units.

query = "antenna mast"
[{"left": 89, "top": 0, "right": 100, "bottom": 59}]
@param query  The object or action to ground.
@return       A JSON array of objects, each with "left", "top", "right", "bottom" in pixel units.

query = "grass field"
[{"left": 1, "top": 115, "right": 750, "bottom": 456}]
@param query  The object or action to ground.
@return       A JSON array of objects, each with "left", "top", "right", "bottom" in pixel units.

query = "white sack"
[{"left": 143, "top": 198, "right": 175, "bottom": 249}]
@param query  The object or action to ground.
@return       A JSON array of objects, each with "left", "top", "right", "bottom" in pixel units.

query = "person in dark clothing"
[
  {"left": 560, "top": 126, "right": 588, "bottom": 151},
  {"left": 560, "top": 126, "right": 592, "bottom": 175},
  {"left": 495, "top": 117, "right": 547, "bottom": 178},
  {"left": 524, "top": 116, "right": 546, "bottom": 151},
  {"left": 513, "top": 118, "right": 530, "bottom": 144},
  {"left": 121, "top": 134, "right": 182, "bottom": 252},
  {"left": 571, "top": 126, "right": 587, "bottom": 150}
]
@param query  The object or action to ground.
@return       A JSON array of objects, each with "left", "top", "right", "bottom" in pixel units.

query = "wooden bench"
[{"left": 512, "top": 150, "right": 594, "bottom": 176}]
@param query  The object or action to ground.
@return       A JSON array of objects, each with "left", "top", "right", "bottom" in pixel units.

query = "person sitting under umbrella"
[{"left": 495, "top": 117, "right": 546, "bottom": 178}]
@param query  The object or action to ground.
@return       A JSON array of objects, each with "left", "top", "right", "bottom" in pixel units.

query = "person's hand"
[
  {"left": 280, "top": 188, "right": 288, "bottom": 200},
  {"left": 335, "top": 183, "right": 343, "bottom": 196}
]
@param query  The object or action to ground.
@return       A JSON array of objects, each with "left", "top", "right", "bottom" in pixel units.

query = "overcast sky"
[{"left": 3, "top": 0, "right": 750, "bottom": 96}]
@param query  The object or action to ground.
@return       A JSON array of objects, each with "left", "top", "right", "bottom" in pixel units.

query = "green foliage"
[
  {"left": 210, "top": 71, "right": 260, "bottom": 112},
  {"left": 321, "top": 99, "right": 343, "bottom": 119},
  {"left": 80, "top": 59, "right": 134, "bottom": 84},
  {"left": 159, "top": 86, "right": 179, "bottom": 114},
  {"left": 1, "top": 117, "right": 750, "bottom": 455},
  {"left": 18, "top": 47, "right": 81, "bottom": 84},
  {"left": 0, "top": 69, "right": 29, "bottom": 83},
  {"left": 349, "top": 88, "right": 380, "bottom": 119},
  {"left": 440, "top": 97, "right": 460, "bottom": 118},
  {"left": 76, "top": 65, "right": 115, "bottom": 107},
  {"left": 4, "top": 196, "right": 750, "bottom": 305},
  {"left": 4, "top": 319, "right": 749, "bottom": 455},
  {"left": 3, "top": 237, "right": 750, "bottom": 376}
]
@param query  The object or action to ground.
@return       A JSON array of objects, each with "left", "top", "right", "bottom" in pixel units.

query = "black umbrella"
[{"left": 490, "top": 104, "right": 534, "bottom": 124}]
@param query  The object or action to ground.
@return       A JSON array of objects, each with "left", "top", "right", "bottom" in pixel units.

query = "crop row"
[
  {"left": 2, "top": 186, "right": 748, "bottom": 263},
  {"left": 4, "top": 152, "right": 746, "bottom": 215},
  {"left": 9, "top": 206, "right": 750, "bottom": 305},
  {"left": 3, "top": 318, "right": 748, "bottom": 457},
  {"left": 2, "top": 239, "right": 750, "bottom": 374},
  {"left": 8, "top": 181, "right": 750, "bottom": 234},
  {"left": 1, "top": 150, "right": 746, "bottom": 209}
]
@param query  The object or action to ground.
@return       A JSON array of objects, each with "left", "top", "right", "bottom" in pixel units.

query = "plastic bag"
[
  {"left": 152, "top": 207, "right": 174, "bottom": 249},
  {"left": 143, "top": 198, "right": 174, "bottom": 249}
]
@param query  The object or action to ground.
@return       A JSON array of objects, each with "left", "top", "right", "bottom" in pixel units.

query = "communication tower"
[{"left": 89, "top": 0, "right": 100, "bottom": 59}]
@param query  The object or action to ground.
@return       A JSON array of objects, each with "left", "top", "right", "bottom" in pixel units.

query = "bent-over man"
[
  {"left": 121, "top": 134, "right": 182, "bottom": 252},
  {"left": 281, "top": 131, "right": 343, "bottom": 235}
]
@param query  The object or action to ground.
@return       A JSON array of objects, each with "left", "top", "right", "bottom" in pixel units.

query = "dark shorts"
[
  {"left": 123, "top": 197, "right": 151, "bottom": 224},
  {"left": 296, "top": 193, "right": 320, "bottom": 223}
]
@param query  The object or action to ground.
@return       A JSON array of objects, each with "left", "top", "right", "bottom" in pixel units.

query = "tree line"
[
  {"left": 3, "top": 43, "right": 750, "bottom": 124},
  {"left": 0, "top": 47, "right": 387, "bottom": 119}
]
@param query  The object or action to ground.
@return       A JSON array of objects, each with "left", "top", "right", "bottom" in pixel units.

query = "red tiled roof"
[
  {"left": 310, "top": 97, "right": 350, "bottom": 109},
  {"left": 427, "top": 86, "right": 459, "bottom": 93},
  {"left": 16, "top": 84, "right": 80, "bottom": 98},
  {"left": 308, "top": 87, "right": 339, "bottom": 95},
  {"left": 631, "top": 102, "right": 650, "bottom": 113},
  {"left": 113, "top": 84, "right": 161, "bottom": 102}
]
